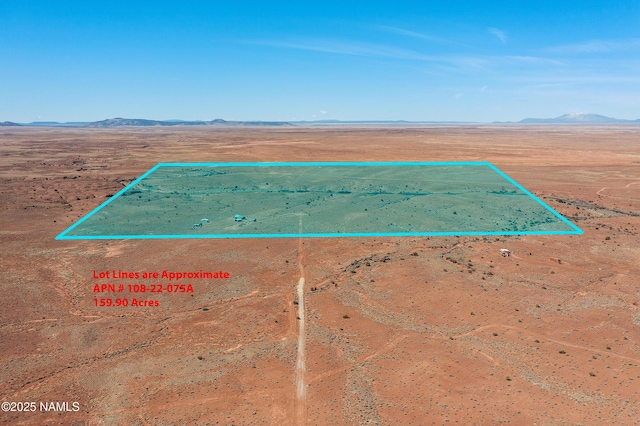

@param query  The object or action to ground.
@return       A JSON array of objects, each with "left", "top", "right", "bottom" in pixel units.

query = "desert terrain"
[{"left": 1, "top": 125, "right": 639, "bottom": 425}]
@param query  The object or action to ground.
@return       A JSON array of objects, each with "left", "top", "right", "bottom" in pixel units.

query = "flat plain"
[
  {"left": 1, "top": 125, "right": 639, "bottom": 425},
  {"left": 59, "top": 163, "right": 578, "bottom": 238}
]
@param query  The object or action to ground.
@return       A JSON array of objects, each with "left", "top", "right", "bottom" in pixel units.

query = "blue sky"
[{"left": 1, "top": 1, "right": 639, "bottom": 122}]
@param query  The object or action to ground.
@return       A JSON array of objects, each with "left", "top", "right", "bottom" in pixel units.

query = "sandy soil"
[{"left": 1, "top": 125, "right": 639, "bottom": 425}]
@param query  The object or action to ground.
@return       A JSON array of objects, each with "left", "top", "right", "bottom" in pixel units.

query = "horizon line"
[{"left": 5, "top": 113, "right": 640, "bottom": 127}]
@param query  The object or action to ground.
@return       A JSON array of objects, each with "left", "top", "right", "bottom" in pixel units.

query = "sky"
[{"left": 1, "top": 1, "right": 639, "bottom": 122}]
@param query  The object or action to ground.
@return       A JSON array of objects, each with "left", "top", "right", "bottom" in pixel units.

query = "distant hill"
[
  {"left": 85, "top": 118, "right": 184, "bottom": 127},
  {"left": 85, "top": 118, "right": 292, "bottom": 127},
  {"left": 519, "top": 113, "right": 640, "bottom": 124},
  {"left": 6, "top": 114, "right": 639, "bottom": 127}
]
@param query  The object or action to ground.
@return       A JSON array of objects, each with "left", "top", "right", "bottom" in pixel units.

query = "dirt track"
[{"left": 1, "top": 125, "right": 639, "bottom": 424}]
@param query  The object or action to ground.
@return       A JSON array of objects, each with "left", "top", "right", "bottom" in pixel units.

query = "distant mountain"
[
  {"left": 7, "top": 114, "right": 638, "bottom": 127},
  {"left": 85, "top": 118, "right": 292, "bottom": 127},
  {"left": 86, "top": 118, "right": 186, "bottom": 127},
  {"left": 520, "top": 113, "right": 640, "bottom": 124}
]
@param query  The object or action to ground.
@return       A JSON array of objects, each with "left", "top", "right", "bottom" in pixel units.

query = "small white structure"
[{"left": 500, "top": 248, "right": 511, "bottom": 257}]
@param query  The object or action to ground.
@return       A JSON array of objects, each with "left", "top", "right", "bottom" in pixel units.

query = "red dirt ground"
[{"left": 1, "top": 125, "right": 639, "bottom": 425}]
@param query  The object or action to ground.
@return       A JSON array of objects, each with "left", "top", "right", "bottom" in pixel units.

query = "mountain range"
[
  {"left": 85, "top": 118, "right": 292, "bottom": 127},
  {"left": 1, "top": 114, "right": 639, "bottom": 127},
  {"left": 517, "top": 113, "right": 640, "bottom": 124},
  {"left": 1, "top": 118, "right": 292, "bottom": 127}
]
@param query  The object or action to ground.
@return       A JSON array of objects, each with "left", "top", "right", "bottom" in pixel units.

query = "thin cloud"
[
  {"left": 545, "top": 38, "right": 640, "bottom": 54},
  {"left": 375, "top": 25, "right": 475, "bottom": 50},
  {"left": 239, "top": 38, "right": 563, "bottom": 74},
  {"left": 513, "top": 74, "right": 640, "bottom": 85},
  {"left": 374, "top": 25, "right": 467, "bottom": 47},
  {"left": 375, "top": 25, "right": 443, "bottom": 42},
  {"left": 443, "top": 55, "right": 561, "bottom": 70},
  {"left": 489, "top": 28, "right": 508, "bottom": 44},
  {"left": 500, "top": 55, "right": 564, "bottom": 65},
  {"left": 240, "top": 38, "right": 435, "bottom": 61}
]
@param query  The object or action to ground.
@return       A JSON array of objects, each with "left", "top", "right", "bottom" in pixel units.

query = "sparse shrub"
[
  {"left": 343, "top": 314, "right": 350, "bottom": 319},
  {"left": 559, "top": 350, "right": 566, "bottom": 354}
]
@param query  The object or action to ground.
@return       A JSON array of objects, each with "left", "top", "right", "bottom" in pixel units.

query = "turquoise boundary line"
[
  {"left": 56, "top": 163, "right": 162, "bottom": 239},
  {"left": 56, "top": 162, "right": 583, "bottom": 240},
  {"left": 485, "top": 163, "right": 582, "bottom": 234}
]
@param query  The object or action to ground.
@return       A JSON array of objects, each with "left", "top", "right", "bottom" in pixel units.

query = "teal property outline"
[{"left": 55, "top": 162, "right": 583, "bottom": 240}]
